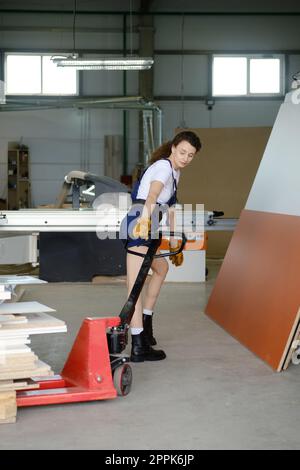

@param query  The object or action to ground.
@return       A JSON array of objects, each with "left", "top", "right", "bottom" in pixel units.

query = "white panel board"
[
  {"left": 0, "top": 276, "right": 46, "bottom": 285},
  {"left": 246, "top": 91, "right": 300, "bottom": 216},
  {"left": 0, "top": 302, "right": 55, "bottom": 315}
]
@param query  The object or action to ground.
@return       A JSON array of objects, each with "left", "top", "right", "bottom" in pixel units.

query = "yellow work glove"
[
  {"left": 169, "top": 243, "right": 184, "bottom": 267},
  {"left": 132, "top": 217, "right": 151, "bottom": 239}
]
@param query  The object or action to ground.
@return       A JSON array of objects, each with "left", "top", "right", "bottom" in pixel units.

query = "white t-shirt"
[{"left": 136, "top": 159, "right": 180, "bottom": 204}]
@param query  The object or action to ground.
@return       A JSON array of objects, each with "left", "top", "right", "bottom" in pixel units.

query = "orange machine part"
[
  {"left": 205, "top": 209, "right": 300, "bottom": 371},
  {"left": 159, "top": 233, "right": 207, "bottom": 251}
]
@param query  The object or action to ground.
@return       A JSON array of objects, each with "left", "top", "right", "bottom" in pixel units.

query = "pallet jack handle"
[
  {"left": 119, "top": 231, "right": 186, "bottom": 326},
  {"left": 126, "top": 231, "right": 186, "bottom": 259}
]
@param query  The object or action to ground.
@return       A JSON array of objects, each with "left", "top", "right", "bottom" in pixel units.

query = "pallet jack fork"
[{"left": 16, "top": 232, "right": 186, "bottom": 407}]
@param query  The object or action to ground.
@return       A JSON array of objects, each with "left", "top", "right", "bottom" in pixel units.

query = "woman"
[{"left": 121, "top": 131, "right": 202, "bottom": 362}]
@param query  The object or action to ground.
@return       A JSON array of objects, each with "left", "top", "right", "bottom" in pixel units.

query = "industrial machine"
[
  {"left": 55, "top": 170, "right": 130, "bottom": 209},
  {"left": 0, "top": 170, "right": 236, "bottom": 281}
]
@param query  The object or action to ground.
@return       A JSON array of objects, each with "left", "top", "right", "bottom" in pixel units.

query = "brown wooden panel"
[
  {"left": 205, "top": 209, "right": 300, "bottom": 371},
  {"left": 176, "top": 127, "right": 271, "bottom": 257},
  {"left": 177, "top": 127, "right": 271, "bottom": 215}
]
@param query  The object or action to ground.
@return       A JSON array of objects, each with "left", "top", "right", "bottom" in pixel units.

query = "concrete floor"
[{"left": 1, "top": 260, "right": 300, "bottom": 450}]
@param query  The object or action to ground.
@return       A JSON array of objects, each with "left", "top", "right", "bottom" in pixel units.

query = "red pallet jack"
[{"left": 16, "top": 231, "right": 186, "bottom": 407}]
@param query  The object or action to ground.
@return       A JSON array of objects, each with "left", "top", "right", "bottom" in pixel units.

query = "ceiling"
[{"left": 0, "top": 0, "right": 300, "bottom": 14}]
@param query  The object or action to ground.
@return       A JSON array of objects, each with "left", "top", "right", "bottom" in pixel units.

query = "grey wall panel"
[
  {"left": 157, "top": 101, "right": 210, "bottom": 138},
  {"left": 0, "top": 12, "right": 123, "bottom": 28},
  {"left": 150, "top": 0, "right": 300, "bottom": 11},
  {"left": 0, "top": 31, "right": 122, "bottom": 50},
  {"left": 0, "top": 0, "right": 140, "bottom": 11},
  {"left": 31, "top": 179, "right": 63, "bottom": 206},
  {"left": 88, "top": 109, "right": 123, "bottom": 136},
  {"left": 288, "top": 55, "right": 300, "bottom": 88},
  {"left": 0, "top": 109, "right": 82, "bottom": 138},
  {"left": 125, "top": 71, "right": 139, "bottom": 96},
  {"left": 209, "top": 101, "right": 281, "bottom": 127},
  {"left": 157, "top": 100, "right": 280, "bottom": 139},
  {"left": 30, "top": 164, "right": 82, "bottom": 181},
  {"left": 155, "top": 16, "right": 300, "bottom": 50},
  {"left": 154, "top": 55, "right": 208, "bottom": 96},
  {"left": 27, "top": 141, "right": 80, "bottom": 168},
  {"left": 81, "top": 70, "right": 123, "bottom": 96}
]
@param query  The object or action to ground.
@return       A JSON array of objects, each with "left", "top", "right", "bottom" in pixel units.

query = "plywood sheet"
[
  {"left": 206, "top": 209, "right": 300, "bottom": 371},
  {"left": 0, "top": 312, "right": 66, "bottom": 337},
  {"left": 0, "top": 379, "right": 39, "bottom": 392},
  {"left": 0, "top": 302, "right": 55, "bottom": 315},
  {"left": 0, "top": 276, "right": 46, "bottom": 285},
  {"left": 0, "top": 337, "right": 31, "bottom": 346},
  {"left": 0, "top": 291, "right": 11, "bottom": 301},
  {"left": 0, "top": 345, "right": 31, "bottom": 355},
  {"left": 0, "top": 380, "right": 24, "bottom": 389},
  {"left": 0, "top": 360, "right": 53, "bottom": 381},
  {"left": 0, "top": 352, "right": 38, "bottom": 366},
  {"left": 0, "top": 315, "right": 27, "bottom": 324},
  {"left": 176, "top": 127, "right": 271, "bottom": 257}
]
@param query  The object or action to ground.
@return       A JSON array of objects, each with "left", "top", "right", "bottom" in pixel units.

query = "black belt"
[{"left": 132, "top": 199, "right": 162, "bottom": 207}]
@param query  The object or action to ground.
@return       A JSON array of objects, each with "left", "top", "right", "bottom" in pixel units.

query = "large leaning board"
[{"left": 205, "top": 92, "right": 300, "bottom": 371}]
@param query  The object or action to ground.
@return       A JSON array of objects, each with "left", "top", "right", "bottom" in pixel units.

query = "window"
[
  {"left": 249, "top": 58, "right": 280, "bottom": 94},
  {"left": 212, "top": 55, "right": 284, "bottom": 97},
  {"left": 5, "top": 53, "right": 78, "bottom": 95}
]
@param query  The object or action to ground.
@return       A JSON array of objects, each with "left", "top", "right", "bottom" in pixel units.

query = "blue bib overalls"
[{"left": 120, "top": 158, "right": 177, "bottom": 249}]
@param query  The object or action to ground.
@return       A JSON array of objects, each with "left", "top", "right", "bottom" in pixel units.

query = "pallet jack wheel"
[
  {"left": 113, "top": 363, "right": 133, "bottom": 396},
  {"left": 292, "top": 347, "right": 300, "bottom": 365}
]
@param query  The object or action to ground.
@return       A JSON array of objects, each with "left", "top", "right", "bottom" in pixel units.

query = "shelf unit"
[{"left": 7, "top": 146, "right": 31, "bottom": 210}]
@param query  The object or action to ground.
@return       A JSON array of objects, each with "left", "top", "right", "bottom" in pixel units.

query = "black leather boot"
[
  {"left": 130, "top": 331, "right": 166, "bottom": 362},
  {"left": 143, "top": 313, "right": 157, "bottom": 346}
]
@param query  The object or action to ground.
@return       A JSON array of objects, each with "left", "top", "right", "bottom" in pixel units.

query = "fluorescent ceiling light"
[
  {"left": 52, "top": 57, "right": 154, "bottom": 70},
  {"left": 52, "top": 1, "right": 154, "bottom": 71}
]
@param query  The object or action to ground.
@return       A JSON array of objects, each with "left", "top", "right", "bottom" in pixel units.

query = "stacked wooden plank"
[
  {"left": 0, "top": 275, "right": 47, "bottom": 305},
  {"left": 0, "top": 276, "right": 67, "bottom": 424},
  {"left": 0, "top": 283, "right": 12, "bottom": 303}
]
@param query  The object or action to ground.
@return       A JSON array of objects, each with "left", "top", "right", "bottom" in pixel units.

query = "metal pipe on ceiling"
[
  {"left": 0, "top": 10, "right": 300, "bottom": 15},
  {"left": 0, "top": 26, "right": 140, "bottom": 33},
  {"left": 2, "top": 48, "right": 300, "bottom": 55}
]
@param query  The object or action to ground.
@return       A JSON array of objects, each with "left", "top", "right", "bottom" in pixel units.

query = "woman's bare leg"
[
  {"left": 143, "top": 251, "right": 169, "bottom": 311},
  {"left": 126, "top": 246, "right": 148, "bottom": 328}
]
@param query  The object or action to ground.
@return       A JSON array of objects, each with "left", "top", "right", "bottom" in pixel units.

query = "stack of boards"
[{"left": 0, "top": 276, "right": 67, "bottom": 424}]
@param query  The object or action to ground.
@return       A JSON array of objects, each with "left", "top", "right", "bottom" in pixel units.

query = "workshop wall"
[
  {"left": 0, "top": 108, "right": 139, "bottom": 206},
  {"left": 0, "top": 8, "right": 300, "bottom": 206}
]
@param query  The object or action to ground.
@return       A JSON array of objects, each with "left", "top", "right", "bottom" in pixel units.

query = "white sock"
[
  {"left": 131, "top": 327, "right": 143, "bottom": 335},
  {"left": 143, "top": 308, "right": 153, "bottom": 316}
]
